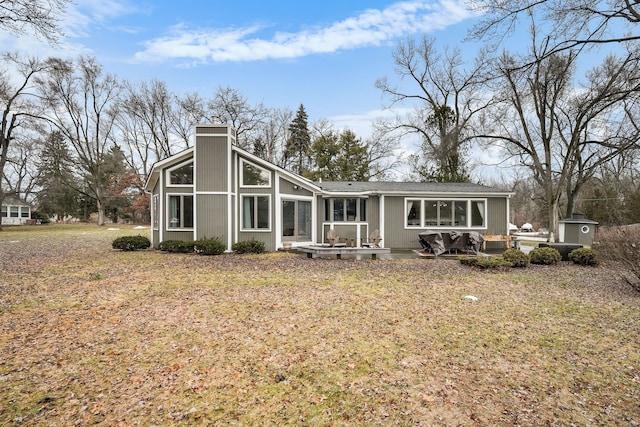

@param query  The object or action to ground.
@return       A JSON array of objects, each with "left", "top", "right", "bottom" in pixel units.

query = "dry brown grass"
[{"left": 1, "top": 224, "right": 639, "bottom": 426}]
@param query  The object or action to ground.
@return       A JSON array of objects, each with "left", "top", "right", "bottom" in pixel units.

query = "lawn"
[{"left": 1, "top": 224, "right": 639, "bottom": 426}]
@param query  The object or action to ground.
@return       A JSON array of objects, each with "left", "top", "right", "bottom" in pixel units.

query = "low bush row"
[
  {"left": 461, "top": 246, "right": 599, "bottom": 270},
  {"left": 157, "top": 237, "right": 265, "bottom": 255},
  {"left": 112, "top": 236, "right": 266, "bottom": 255},
  {"left": 112, "top": 235, "right": 151, "bottom": 251}
]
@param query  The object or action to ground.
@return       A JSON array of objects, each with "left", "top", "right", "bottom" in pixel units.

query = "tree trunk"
[
  {"left": 547, "top": 199, "right": 560, "bottom": 242},
  {"left": 96, "top": 198, "right": 105, "bottom": 226}
]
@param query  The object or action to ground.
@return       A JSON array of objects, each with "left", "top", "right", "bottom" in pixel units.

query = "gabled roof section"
[
  {"left": 231, "top": 144, "right": 322, "bottom": 192},
  {"left": 316, "top": 181, "right": 512, "bottom": 197},
  {"left": 144, "top": 148, "right": 194, "bottom": 192},
  {"left": 1, "top": 194, "right": 32, "bottom": 206}
]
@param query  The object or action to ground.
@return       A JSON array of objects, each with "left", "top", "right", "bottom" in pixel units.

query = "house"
[
  {"left": 1, "top": 195, "right": 32, "bottom": 226},
  {"left": 144, "top": 124, "right": 513, "bottom": 251}
]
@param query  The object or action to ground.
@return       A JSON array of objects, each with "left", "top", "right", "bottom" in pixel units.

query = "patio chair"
[
  {"left": 326, "top": 229, "right": 342, "bottom": 247},
  {"left": 361, "top": 229, "right": 382, "bottom": 248}
]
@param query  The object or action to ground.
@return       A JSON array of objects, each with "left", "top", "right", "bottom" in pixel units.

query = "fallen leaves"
[{"left": 0, "top": 225, "right": 639, "bottom": 425}]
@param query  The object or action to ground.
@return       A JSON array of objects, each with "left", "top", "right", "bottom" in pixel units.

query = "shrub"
[
  {"left": 194, "top": 237, "right": 225, "bottom": 256},
  {"left": 502, "top": 248, "right": 530, "bottom": 268},
  {"left": 529, "top": 246, "right": 562, "bottom": 265},
  {"left": 568, "top": 247, "right": 599, "bottom": 266},
  {"left": 460, "top": 256, "right": 512, "bottom": 270},
  {"left": 112, "top": 235, "right": 151, "bottom": 251},
  {"left": 232, "top": 239, "right": 266, "bottom": 254},
  {"left": 158, "top": 239, "right": 194, "bottom": 253},
  {"left": 594, "top": 225, "right": 640, "bottom": 291},
  {"left": 31, "top": 210, "right": 51, "bottom": 224}
]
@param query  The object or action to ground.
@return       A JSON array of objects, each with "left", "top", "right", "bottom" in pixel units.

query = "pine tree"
[
  {"left": 34, "top": 131, "right": 81, "bottom": 220},
  {"left": 285, "top": 104, "right": 311, "bottom": 175},
  {"left": 307, "top": 129, "right": 370, "bottom": 181}
]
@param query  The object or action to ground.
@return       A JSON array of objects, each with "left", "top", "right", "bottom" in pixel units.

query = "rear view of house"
[{"left": 144, "top": 124, "right": 513, "bottom": 251}]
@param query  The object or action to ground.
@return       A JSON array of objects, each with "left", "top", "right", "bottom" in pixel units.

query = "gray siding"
[
  {"left": 279, "top": 177, "right": 313, "bottom": 197},
  {"left": 196, "top": 194, "right": 230, "bottom": 243},
  {"left": 384, "top": 196, "right": 418, "bottom": 249},
  {"left": 163, "top": 230, "right": 194, "bottom": 241},
  {"left": 196, "top": 135, "right": 229, "bottom": 192},
  {"left": 384, "top": 196, "right": 509, "bottom": 249}
]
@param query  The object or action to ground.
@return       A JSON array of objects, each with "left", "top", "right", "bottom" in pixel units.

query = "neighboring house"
[
  {"left": 144, "top": 124, "right": 513, "bottom": 251},
  {"left": 1, "top": 195, "right": 32, "bottom": 226}
]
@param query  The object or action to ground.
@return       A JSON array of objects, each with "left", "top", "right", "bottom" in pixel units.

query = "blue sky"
[{"left": 2, "top": 0, "right": 483, "bottom": 139}]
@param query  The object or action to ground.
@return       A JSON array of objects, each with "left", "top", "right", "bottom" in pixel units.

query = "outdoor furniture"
[
  {"left": 482, "top": 234, "right": 511, "bottom": 250},
  {"left": 361, "top": 229, "right": 382, "bottom": 248},
  {"left": 298, "top": 245, "right": 390, "bottom": 260},
  {"left": 418, "top": 230, "right": 484, "bottom": 256},
  {"left": 326, "top": 229, "right": 345, "bottom": 247}
]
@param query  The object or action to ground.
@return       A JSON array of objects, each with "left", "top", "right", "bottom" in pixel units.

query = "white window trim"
[
  {"left": 240, "top": 159, "right": 272, "bottom": 188},
  {"left": 152, "top": 194, "right": 160, "bottom": 231},
  {"left": 404, "top": 198, "right": 487, "bottom": 229},
  {"left": 166, "top": 193, "right": 194, "bottom": 231},
  {"left": 165, "top": 159, "right": 194, "bottom": 187},
  {"left": 240, "top": 194, "right": 271, "bottom": 232},
  {"left": 324, "top": 197, "right": 368, "bottom": 222}
]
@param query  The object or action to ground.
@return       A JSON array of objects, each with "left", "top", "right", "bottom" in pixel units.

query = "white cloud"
[{"left": 133, "top": 0, "right": 478, "bottom": 64}]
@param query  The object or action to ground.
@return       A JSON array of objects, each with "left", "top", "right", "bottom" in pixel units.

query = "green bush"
[
  {"left": 529, "top": 246, "right": 562, "bottom": 265},
  {"left": 112, "top": 235, "right": 151, "bottom": 251},
  {"left": 194, "top": 237, "right": 225, "bottom": 255},
  {"left": 31, "top": 210, "right": 51, "bottom": 224},
  {"left": 460, "top": 256, "right": 513, "bottom": 270},
  {"left": 232, "top": 239, "right": 266, "bottom": 254},
  {"left": 158, "top": 239, "right": 194, "bottom": 253},
  {"left": 568, "top": 247, "right": 599, "bottom": 266},
  {"left": 502, "top": 248, "right": 530, "bottom": 268}
]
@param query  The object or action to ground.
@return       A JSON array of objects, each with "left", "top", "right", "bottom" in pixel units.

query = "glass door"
[{"left": 282, "top": 200, "right": 312, "bottom": 241}]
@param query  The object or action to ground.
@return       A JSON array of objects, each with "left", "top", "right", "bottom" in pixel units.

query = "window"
[
  {"left": 282, "top": 199, "right": 312, "bottom": 241},
  {"left": 10, "top": 206, "right": 19, "bottom": 218},
  {"left": 406, "top": 199, "right": 486, "bottom": 228},
  {"left": 242, "top": 195, "right": 270, "bottom": 230},
  {"left": 241, "top": 161, "right": 271, "bottom": 187},
  {"left": 152, "top": 194, "right": 159, "bottom": 230},
  {"left": 168, "top": 162, "right": 193, "bottom": 186},
  {"left": 168, "top": 195, "right": 193, "bottom": 229},
  {"left": 324, "top": 198, "right": 367, "bottom": 222},
  {"left": 20, "top": 207, "right": 30, "bottom": 218},
  {"left": 1, "top": 206, "right": 6, "bottom": 217}
]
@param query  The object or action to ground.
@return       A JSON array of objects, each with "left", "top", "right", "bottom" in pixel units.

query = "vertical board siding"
[
  {"left": 196, "top": 194, "right": 230, "bottom": 244},
  {"left": 383, "top": 196, "right": 509, "bottom": 249},
  {"left": 196, "top": 135, "right": 228, "bottom": 192}
]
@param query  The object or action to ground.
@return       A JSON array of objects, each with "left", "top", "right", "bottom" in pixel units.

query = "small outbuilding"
[
  {"left": 1, "top": 195, "right": 32, "bottom": 226},
  {"left": 559, "top": 212, "right": 598, "bottom": 245}
]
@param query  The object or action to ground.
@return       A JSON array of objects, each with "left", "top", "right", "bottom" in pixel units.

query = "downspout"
[
  {"left": 228, "top": 138, "right": 234, "bottom": 252},
  {"left": 380, "top": 195, "right": 385, "bottom": 248}
]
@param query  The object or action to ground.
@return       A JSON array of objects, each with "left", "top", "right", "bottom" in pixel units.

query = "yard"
[{"left": 1, "top": 225, "right": 639, "bottom": 426}]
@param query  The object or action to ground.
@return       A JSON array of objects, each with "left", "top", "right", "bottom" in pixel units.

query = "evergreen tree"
[
  {"left": 34, "top": 131, "right": 80, "bottom": 220},
  {"left": 285, "top": 104, "right": 311, "bottom": 175},
  {"left": 307, "top": 129, "right": 370, "bottom": 181}
]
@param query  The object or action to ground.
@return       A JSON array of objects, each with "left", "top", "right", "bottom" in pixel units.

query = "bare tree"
[
  {"left": 375, "top": 36, "right": 492, "bottom": 182},
  {"left": 35, "top": 56, "right": 121, "bottom": 226},
  {"left": 472, "top": 0, "right": 640, "bottom": 58},
  {"left": 3, "top": 133, "right": 41, "bottom": 199},
  {"left": 252, "top": 106, "right": 293, "bottom": 166},
  {"left": 482, "top": 36, "right": 640, "bottom": 239},
  {"left": 206, "top": 86, "right": 267, "bottom": 150},
  {"left": 0, "top": 0, "right": 71, "bottom": 44},
  {"left": 0, "top": 52, "right": 50, "bottom": 229},
  {"left": 171, "top": 92, "right": 205, "bottom": 147}
]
